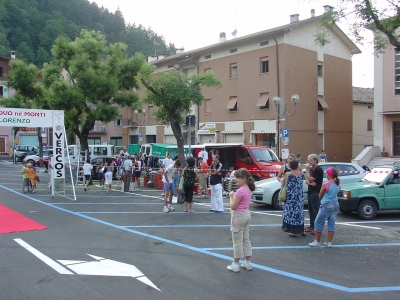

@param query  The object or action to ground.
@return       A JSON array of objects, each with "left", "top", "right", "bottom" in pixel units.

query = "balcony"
[
  {"left": 90, "top": 125, "right": 107, "bottom": 133},
  {"left": 122, "top": 118, "right": 139, "bottom": 128}
]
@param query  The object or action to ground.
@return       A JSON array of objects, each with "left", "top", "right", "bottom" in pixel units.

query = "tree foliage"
[
  {"left": 314, "top": 0, "right": 399, "bottom": 54},
  {"left": 0, "top": 0, "right": 176, "bottom": 65},
  {"left": 2, "top": 30, "right": 147, "bottom": 151},
  {"left": 139, "top": 68, "right": 222, "bottom": 163}
]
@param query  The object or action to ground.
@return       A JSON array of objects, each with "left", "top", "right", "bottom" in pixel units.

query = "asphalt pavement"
[{"left": 0, "top": 158, "right": 399, "bottom": 300}]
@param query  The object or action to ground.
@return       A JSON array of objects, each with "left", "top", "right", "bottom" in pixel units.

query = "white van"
[{"left": 65, "top": 145, "right": 115, "bottom": 163}]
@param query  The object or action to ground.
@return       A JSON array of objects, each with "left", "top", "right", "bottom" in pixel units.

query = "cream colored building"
[{"left": 352, "top": 87, "right": 374, "bottom": 158}]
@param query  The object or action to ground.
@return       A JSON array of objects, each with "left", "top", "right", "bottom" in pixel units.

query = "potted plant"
[{"left": 381, "top": 147, "right": 388, "bottom": 157}]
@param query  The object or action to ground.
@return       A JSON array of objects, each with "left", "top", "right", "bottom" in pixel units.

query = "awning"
[
  {"left": 251, "top": 130, "right": 276, "bottom": 134},
  {"left": 318, "top": 96, "right": 329, "bottom": 109},
  {"left": 221, "top": 131, "right": 243, "bottom": 134},
  {"left": 226, "top": 97, "right": 237, "bottom": 109},
  {"left": 251, "top": 120, "right": 276, "bottom": 134},
  {"left": 256, "top": 94, "right": 269, "bottom": 107},
  {"left": 197, "top": 130, "right": 216, "bottom": 135}
]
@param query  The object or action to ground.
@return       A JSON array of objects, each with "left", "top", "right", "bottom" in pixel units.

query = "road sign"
[
  {"left": 282, "top": 137, "right": 289, "bottom": 145},
  {"left": 282, "top": 128, "right": 290, "bottom": 137},
  {"left": 139, "top": 131, "right": 142, "bottom": 142}
]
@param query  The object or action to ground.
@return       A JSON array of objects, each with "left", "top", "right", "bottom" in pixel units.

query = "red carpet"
[{"left": 0, "top": 204, "right": 48, "bottom": 234}]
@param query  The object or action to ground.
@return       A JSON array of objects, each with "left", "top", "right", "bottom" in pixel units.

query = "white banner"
[
  {"left": 0, "top": 108, "right": 62, "bottom": 127},
  {"left": 52, "top": 111, "right": 65, "bottom": 178}
]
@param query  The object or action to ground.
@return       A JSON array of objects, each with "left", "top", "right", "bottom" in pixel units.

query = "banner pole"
[{"left": 64, "top": 126, "right": 76, "bottom": 201}]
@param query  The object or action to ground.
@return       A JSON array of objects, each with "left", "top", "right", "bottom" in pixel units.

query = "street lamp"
[
  {"left": 134, "top": 109, "right": 146, "bottom": 124},
  {"left": 273, "top": 94, "right": 300, "bottom": 160}
]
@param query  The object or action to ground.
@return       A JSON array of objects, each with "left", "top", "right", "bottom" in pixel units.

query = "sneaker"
[
  {"left": 304, "top": 226, "right": 313, "bottom": 232},
  {"left": 310, "top": 230, "right": 317, "bottom": 235},
  {"left": 161, "top": 193, "right": 165, "bottom": 196},
  {"left": 32, "top": 190, "right": 36, "bottom": 193},
  {"left": 227, "top": 262, "right": 240, "bottom": 273},
  {"left": 323, "top": 242, "right": 332, "bottom": 248},
  {"left": 240, "top": 261, "right": 253, "bottom": 271},
  {"left": 308, "top": 240, "right": 321, "bottom": 247},
  {"left": 168, "top": 206, "right": 175, "bottom": 211},
  {"left": 214, "top": 210, "right": 224, "bottom": 213},
  {"left": 163, "top": 207, "right": 169, "bottom": 213},
  {"left": 208, "top": 209, "right": 215, "bottom": 212},
  {"left": 84, "top": 187, "right": 87, "bottom": 191}
]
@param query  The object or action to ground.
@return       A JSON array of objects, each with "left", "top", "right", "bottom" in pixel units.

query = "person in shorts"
[
  {"left": 21, "top": 161, "right": 29, "bottom": 193},
  {"left": 197, "top": 157, "right": 208, "bottom": 198},
  {"left": 97, "top": 161, "right": 105, "bottom": 190},
  {"left": 82, "top": 159, "right": 93, "bottom": 191},
  {"left": 162, "top": 159, "right": 181, "bottom": 213}
]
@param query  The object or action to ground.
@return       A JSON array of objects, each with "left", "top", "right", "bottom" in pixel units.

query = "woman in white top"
[{"left": 104, "top": 162, "right": 114, "bottom": 192}]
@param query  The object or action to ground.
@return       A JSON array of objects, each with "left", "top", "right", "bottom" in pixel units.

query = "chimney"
[
  {"left": 323, "top": 5, "right": 334, "bottom": 13},
  {"left": 176, "top": 48, "right": 185, "bottom": 54},
  {"left": 147, "top": 55, "right": 157, "bottom": 63},
  {"left": 11, "top": 51, "right": 15, "bottom": 59},
  {"left": 311, "top": 9, "right": 315, "bottom": 18},
  {"left": 157, "top": 54, "right": 165, "bottom": 60},
  {"left": 290, "top": 14, "right": 299, "bottom": 23},
  {"left": 219, "top": 32, "right": 226, "bottom": 43}
]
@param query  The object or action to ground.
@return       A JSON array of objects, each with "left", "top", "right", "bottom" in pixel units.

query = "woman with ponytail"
[
  {"left": 227, "top": 168, "right": 255, "bottom": 273},
  {"left": 308, "top": 167, "right": 340, "bottom": 248}
]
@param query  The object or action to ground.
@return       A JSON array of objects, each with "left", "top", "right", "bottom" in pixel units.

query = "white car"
[
  {"left": 23, "top": 149, "right": 53, "bottom": 166},
  {"left": 252, "top": 162, "right": 366, "bottom": 210}
]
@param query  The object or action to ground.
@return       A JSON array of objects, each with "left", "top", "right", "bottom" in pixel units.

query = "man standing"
[
  {"left": 305, "top": 154, "right": 323, "bottom": 235},
  {"left": 209, "top": 155, "right": 224, "bottom": 213},
  {"left": 198, "top": 148, "right": 208, "bottom": 162},
  {"left": 123, "top": 155, "right": 133, "bottom": 192},
  {"left": 82, "top": 159, "right": 93, "bottom": 191},
  {"left": 163, "top": 152, "right": 173, "bottom": 169},
  {"left": 319, "top": 150, "right": 327, "bottom": 162},
  {"left": 196, "top": 157, "right": 209, "bottom": 198},
  {"left": 162, "top": 159, "right": 181, "bottom": 213}
]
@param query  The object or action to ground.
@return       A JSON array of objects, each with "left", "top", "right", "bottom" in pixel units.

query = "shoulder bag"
[{"left": 278, "top": 172, "right": 289, "bottom": 203}]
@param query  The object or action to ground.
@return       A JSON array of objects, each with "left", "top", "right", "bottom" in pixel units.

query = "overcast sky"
[{"left": 91, "top": 0, "right": 374, "bottom": 88}]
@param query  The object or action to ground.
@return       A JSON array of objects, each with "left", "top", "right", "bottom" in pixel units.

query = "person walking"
[
  {"left": 305, "top": 154, "right": 324, "bottom": 235},
  {"left": 309, "top": 167, "right": 340, "bottom": 247},
  {"left": 162, "top": 159, "right": 181, "bottom": 213},
  {"left": 209, "top": 155, "right": 224, "bottom": 213},
  {"left": 82, "top": 159, "right": 93, "bottom": 191},
  {"left": 104, "top": 162, "right": 114, "bottom": 192},
  {"left": 172, "top": 156, "right": 182, "bottom": 202},
  {"left": 97, "top": 161, "right": 105, "bottom": 190},
  {"left": 281, "top": 160, "right": 306, "bottom": 237},
  {"left": 196, "top": 157, "right": 209, "bottom": 198},
  {"left": 123, "top": 156, "right": 133, "bottom": 192},
  {"left": 21, "top": 161, "right": 29, "bottom": 193},
  {"left": 134, "top": 155, "right": 142, "bottom": 190},
  {"left": 182, "top": 157, "right": 199, "bottom": 213},
  {"left": 227, "top": 168, "right": 255, "bottom": 272},
  {"left": 26, "top": 163, "right": 37, "bottom": 193}
]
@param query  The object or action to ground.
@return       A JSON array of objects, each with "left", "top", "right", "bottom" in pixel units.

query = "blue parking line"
[
  {"left": 1, "top": 184, "right": 399, "bottom": 293},
  {"left": 78, "top": 211, "right": 218, "bottom": 214}
]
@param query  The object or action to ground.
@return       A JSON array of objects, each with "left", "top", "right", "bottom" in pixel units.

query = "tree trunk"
[
  {"left": 170, "top": 118, "right": 185, "bottom": 164},
  {"left": 37, "top": 127, "right": 44, "bottom": 167}
]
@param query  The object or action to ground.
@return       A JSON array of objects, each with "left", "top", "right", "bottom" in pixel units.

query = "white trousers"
[{"left": 210, "top": 183, "right": 224, "bottom": 212}]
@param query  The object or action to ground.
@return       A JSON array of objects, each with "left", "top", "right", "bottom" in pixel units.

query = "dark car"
[
  {"left": 90, "top": 156, "right": 121, "bottom": 180},
  {"left": 13, "top": 145, "right": 38, "bottom": 162}
]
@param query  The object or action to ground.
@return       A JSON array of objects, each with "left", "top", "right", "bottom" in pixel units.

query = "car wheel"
[
  {"left": 272, "top": 192, "right": 284, "bottom": 210},
  {"left": 357, "top": 199, "right": 378, "bottom": 220},
  {"left": 339, "top": 208, "right": 352, "bottom": 214}
]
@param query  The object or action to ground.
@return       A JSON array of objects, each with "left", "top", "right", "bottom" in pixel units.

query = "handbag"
[{"left": 278, "top": 172, "right": 289, "bottom": 202}]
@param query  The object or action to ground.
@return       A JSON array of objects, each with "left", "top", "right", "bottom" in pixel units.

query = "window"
[
  {"left": 260, "top": 41, "right": 269, "bottom": 46},
  {"left": 204, "top": 99, "right": 211, "bottom": 113},
  {"left": 257, "top": 93, "right": 269, "bottom": 109},
  {"left": 230, "top": 48, "right": 237, "bottom": 53},
  {"left": 0, "top": 86, "right": 3, "bottom": 97},
  {"left": 318, "top": 62, "right": 323, "bottom": 77},
  {"left": 260, "top": 57, "right": 269, "bottom": 73},
  {"left": 88, "top": 137, "right": 101, "bottom": 145},
  {"left": 93, "top": 146, "right": 107, "bottom": 155},
  {"left": 130, "top": 135, "right": 138, "bottom": 144},
  {"left": 230, "top": 63, "right": 237, "bottom": 79},
  {"left": 0, "top": 67, "right": 3, "bottom": 76},
  {"left": 114, "top": 115, "right": 122, "bottom": 126},
  {"left": 395, "top": 50, "right": 400, "bottom": 95},
  {"left": 148, "top": 106, "right": 154, "bottom": 118},
  {"left": 205, "top": 54, "right": 211, "bottom": 59},
  {"left": 227, "top": 96, "right": 237, "bottom": 112},
  {"left": 110, "top": 137, "right": 122, "bottom": 146},
  {"left": 318, "top": 95, "right": 329, "bottom": 111},
  {"left": 336, "top": 164, "right": 358, "bottom": 177},
  {"left": 204, "top": 68, "right": 211, "bottom": 73},
  {"left": 167, "top": 65, "right": 174, "bottom": 69},
  {"left": 367, "top": 119, "right": 373, "bottom": 131},
  {"left": 146, "top": 135, "right": 156, "bottom": 143}
]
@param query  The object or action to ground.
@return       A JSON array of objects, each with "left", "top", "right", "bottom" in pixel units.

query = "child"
[
  {"left": 308, "top": 167, "right": 340, "bottom": 248},
  {"left": 21, "top": 161, "right": 29, "bottom": 193},
  {"left": 26, "top": 163, "right": 37, "bottom": 193},
  {"left": 227, "top": 168, "right": 256, "bottom": 273}
]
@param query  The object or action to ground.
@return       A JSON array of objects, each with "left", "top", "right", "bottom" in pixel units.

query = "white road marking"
[
  {"left": 14, "top": 238, "right": 73, "bottom": 274},
  {"left": 337, "top": 223, "right": 381, "bottom": 229}
]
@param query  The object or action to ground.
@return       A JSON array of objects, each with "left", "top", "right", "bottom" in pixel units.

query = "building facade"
[
  {"left": 122, "top": 9, "right": 360, "bottom": 162},
  {"left": 374, "top": 45, "right": 400, "bottom": 156}
]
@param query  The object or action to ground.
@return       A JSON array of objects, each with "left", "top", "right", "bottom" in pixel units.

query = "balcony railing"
[
  {"left": 90, "top": 125, "right": 107, "bottom": 133},
  {"left": 122, "top": 118, "right": 139, "bottom": 127}
]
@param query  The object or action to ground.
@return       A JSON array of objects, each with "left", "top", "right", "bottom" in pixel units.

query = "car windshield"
[
  {"left": 250, "top": 148, "right": 279, "bottom": 162},
  {"left": 361, "top": 167, "right": 392, "bottom": 184},
  {"left": 43, "top": 150, "right": 53, "bottom": 156}
]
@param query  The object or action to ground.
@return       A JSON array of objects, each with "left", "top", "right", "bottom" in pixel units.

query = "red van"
[{"left": 193, "top": 143, "right": 282, "bottom": 181}]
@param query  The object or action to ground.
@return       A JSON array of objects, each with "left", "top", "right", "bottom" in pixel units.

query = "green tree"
[
  {"left": 139, "top": 68, "right": 222, "bottom": 163},
  {"left": 314, "top": 1, "right": 399, "bottom": 54},
  {"left": 3, "top": 29, "right": 147, "bottom": 151}
]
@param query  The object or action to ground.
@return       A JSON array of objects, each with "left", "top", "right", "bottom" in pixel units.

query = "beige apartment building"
[
  {"left": 122, "top": 8, "right": 361, "bottom": 162},
  {"left": 374, "top": 45, "right": 400, "bottom": 156}
]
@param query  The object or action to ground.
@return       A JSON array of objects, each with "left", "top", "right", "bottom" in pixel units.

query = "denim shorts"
[
  {"left": 314, "top": 200, "right": 339, "bottom": 232},
  {"left": 163, "top": 182, "right": 175, "bottom": 191}
]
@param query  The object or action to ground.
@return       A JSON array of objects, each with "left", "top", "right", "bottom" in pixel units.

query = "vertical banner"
[{"left": 52, "top": 111, "right": 65, "bottom": 179}]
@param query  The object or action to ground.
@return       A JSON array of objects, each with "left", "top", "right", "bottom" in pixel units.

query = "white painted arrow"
[{"left": 58, "top": 254, "right": 161, "bottom": 291}]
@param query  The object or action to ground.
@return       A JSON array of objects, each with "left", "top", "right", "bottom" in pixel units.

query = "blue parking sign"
[{"left": 282, "top": 129, "right": 290, "bottom": 137}]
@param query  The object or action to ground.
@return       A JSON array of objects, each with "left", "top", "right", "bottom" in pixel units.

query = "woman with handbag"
[{"left": 281, "top": 160, "right": 306, "bottom": 237}]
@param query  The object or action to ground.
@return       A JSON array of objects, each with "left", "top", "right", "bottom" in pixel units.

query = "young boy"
[
  {"left": 162, "top": 159, "right": 181, "bottom": 213},
  {"left": 82, "top": 159, "right": 93, "bottom": 191},
  {"left": 21, "top": 161, "right": 29, "bottom": 193}
]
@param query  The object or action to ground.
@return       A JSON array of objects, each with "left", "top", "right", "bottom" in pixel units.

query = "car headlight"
[
  {"left": 255, "top": 186, "right": 265, "bottom": 192},
  {"left": 342, "top": 191, "right": 351, "bottom": 198}
]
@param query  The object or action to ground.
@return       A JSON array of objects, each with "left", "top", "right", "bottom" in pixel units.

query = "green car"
[{"left": 338, "top": 165, "right": 400, "bottom": 220}]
